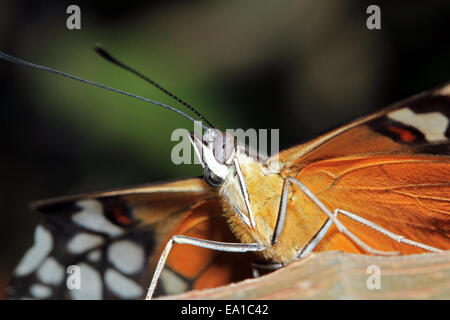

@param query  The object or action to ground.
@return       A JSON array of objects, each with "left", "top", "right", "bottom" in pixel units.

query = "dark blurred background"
[{"left": 0, "top": 0, "right": 449, "bottom": 294}]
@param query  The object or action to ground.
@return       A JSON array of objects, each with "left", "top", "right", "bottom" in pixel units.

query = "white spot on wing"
[
  {"left": 70, "top": 263, "right": 102, "bottom": 300},
  {"left": 30, "top": 284, "right": 52, "bottom": 299},
  {"left": 160, "top": 268, "right": 189, "bottom": 295},
  {"left": 36, "top": 257, "right": 64, "bottom": 285},
  {"left": 87, "top": 250, "right": 102, "bottom": 262},
  {"left": 388, "top": 108, "right": 448, "bottom": 142},
  {"left": 15, "top": 225, "right": 53, "bottom": 276},
  {"left": 107, "top": 240, "right": 144, "bottom": 275},
  {"left": 67, "top": 233, "right": 104, "bottom": 254},
  {"left": 105, "top": 268, "right": 142, "bottom": 299},
  {"left": 73, "top": 200, "right": 124, "bottom": 237}
]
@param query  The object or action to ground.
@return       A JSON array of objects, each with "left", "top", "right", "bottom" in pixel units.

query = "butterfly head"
[
  {"left": 189, "top": 128, "right": 237, "bottom": 187},
  {"left": 189, "top": 128, "right": 272, "bottom": 230}
]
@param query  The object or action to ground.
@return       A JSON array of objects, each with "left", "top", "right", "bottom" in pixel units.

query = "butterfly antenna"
[
  {"left": 0, "top": 50, "right": 210, "bottom": 130},
  {"left": 95, "top": 45, "right": 215, "bottom": 129}
]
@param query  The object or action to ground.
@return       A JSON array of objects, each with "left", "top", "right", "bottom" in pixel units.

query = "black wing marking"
[
  {"left": 8, "top": 178, "right": 217, "bottom": 299},
  {"left": 8, "top": 198, "right": 154, "bottom": 299}
]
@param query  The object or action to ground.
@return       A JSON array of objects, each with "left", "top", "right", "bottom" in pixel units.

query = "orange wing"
[
  {"left": 8, "top": 178, "right": 252, "bottom": 299},
  {"left": 295, "top": 155, "right": 450, "bottom": 253},
  {"left": 278, "top": 82, "right": 450, "bottom": 171},
  {"left": 155, "top": 198, "right": 253, "bottom": 296},
  {"left": 277, "top": 82, "right": 450, "bottom": 254}
]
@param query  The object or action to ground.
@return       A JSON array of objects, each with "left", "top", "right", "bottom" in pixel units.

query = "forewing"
[
  {"left": 277, "top": 82, "right": 450, "bottom": 172},
  {"left": 277, "top": 82, "right": 450, "bottom": 253},
  {"left": 296, "top": 155, "right": 450, "bottom": 253},
  {"left": 8, "top": 178, "right": 252, "bottom": 299}
]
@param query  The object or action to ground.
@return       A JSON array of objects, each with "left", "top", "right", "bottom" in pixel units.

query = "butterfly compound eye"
[
  {"left": 204, "top": 167, "right": 223, "bottom": 187},
  {"left": 213, "top": 132, "right": 235, "bottom": 164}
]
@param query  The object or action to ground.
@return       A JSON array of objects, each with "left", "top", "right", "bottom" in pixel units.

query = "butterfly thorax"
[{"left": 219, "top": 150, "right": 326, "bottom": 264}]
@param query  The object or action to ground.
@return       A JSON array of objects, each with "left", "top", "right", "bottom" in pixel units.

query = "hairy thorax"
[{"left": 219, "top": 153, "right": 326, "bottom": 264}]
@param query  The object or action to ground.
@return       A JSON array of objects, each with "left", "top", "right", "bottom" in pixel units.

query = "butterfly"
[{"left": 2, "top": 50, "right": 449, "bottom": 300}]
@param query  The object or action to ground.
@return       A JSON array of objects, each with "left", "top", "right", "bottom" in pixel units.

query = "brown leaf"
[{"left": 160, "top": 250, "right": 450, "bottom": 299}]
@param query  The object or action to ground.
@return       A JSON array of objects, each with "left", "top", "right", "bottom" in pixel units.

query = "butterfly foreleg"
[
  {"left": 272, "top": 177, "right": 397, "bottom": 256},
  {"left": 146, "top": 235, "right": 265, "bottom": 300}
]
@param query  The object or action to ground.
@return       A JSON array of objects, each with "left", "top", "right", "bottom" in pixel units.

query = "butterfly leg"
[
  {"left": 253, "top": 209, "right": 340, "bottom": 277},
  {"left": 146, "top": 235, "right": 265, "bottom": 300},
  {"left": 272, "top": 177, "right": 397, "bottom": 256},
  {"left": 292, "top": 205, "right": 439, "bottom": 258},
  {"left": 252, "top": 208, "right": 339, "bottom": 277},
  {"left": 295, "top": 209, "right": 340, "bottom": 259},
  {"left": 331, "top": 208, "right": 443, "bottom": 252},
  {"left": 251, "top": 261, "right": 284, "bottom": 278}
]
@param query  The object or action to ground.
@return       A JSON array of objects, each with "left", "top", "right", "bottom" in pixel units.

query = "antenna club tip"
[
  {"left": 94, "top": 44, "right": 104, "bottom": 53},
  {"left": 94, "top": 45, "right": 114, "bottom": 62}
]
